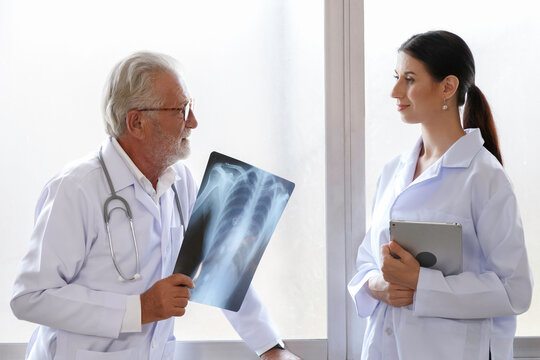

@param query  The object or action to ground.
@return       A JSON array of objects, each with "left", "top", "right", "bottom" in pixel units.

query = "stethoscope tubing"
[{"left": 98, "top": 147, "right": 185, "bottom": 281}]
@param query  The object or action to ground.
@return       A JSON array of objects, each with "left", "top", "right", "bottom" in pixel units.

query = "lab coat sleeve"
[
  {"left": 413, "top": 181, "right": 533, "bottom": 319},
  {"left": 11, "top": 175, "right": 127, "bottom": 338},
  {"left": 221, "top": 286, "right": 282, "bottom": 355},
  {"left": 120, "top": 295, "right": 142, "bottom": 332},
  {"left": 348, "top": 173, "right": 386, "bottom": 318},
  {"left": 348, "top": 229, "right": 382, "bottom": 317}
]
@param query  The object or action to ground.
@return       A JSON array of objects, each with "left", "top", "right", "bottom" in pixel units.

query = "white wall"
[{"left": 0, "top": 0, "right": 326, "bottom": 342}]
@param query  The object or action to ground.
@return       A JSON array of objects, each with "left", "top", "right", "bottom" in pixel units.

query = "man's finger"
[
  {"left": 172, "top": 308, "right": 186, "bottom": 317},
  {"left": 168, "top": 273, "right": 195, "bottom": 288},
  {"left": 171, "top": 287, "right": 191, "bottom": 299},
  {"left": 172, "top": 298, "right": 189, "bottom": 309}
]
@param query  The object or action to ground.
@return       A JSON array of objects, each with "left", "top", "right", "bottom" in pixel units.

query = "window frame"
[
  {"left": 325, "top": 0, "right": 366, "bottom": 358},
  {"left": 2, "top": 1, "right": 539, "bottom": 359},
  {"left": 325, "top": 0, "right": 540, "bottom": 358}
]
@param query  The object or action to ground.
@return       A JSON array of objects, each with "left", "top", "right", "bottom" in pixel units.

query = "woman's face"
[{"left": 391, "top": 51, "right": 444, "bottom": 124}]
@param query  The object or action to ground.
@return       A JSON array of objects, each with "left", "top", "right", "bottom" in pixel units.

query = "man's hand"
[
  {"left": 381, "top": 240, "right": 420, "bottom": 290},
  {"left": 140, "top": 273, "right": 194, "bottom": 324},
  {"left": 368, "top": 274, "right": 414, "bottom": 307},
  {"left": 260, "top": 348, "right": 302, "bottom": 360}
]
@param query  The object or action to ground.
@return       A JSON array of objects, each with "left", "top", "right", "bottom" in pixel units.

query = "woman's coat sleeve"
[
  {"left": 414, "top": 177, "right": 533, "bottom": 319},
  {"left": 348, "top": 229, "right": 382, "bottom": 317},
  {"left": 348, "top": 175, "right": 387, "bottom": 318}
]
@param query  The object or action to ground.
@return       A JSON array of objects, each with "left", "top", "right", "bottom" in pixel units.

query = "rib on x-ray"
[{"left": 174, "top": 152, "right": 295, "bottom": 311}]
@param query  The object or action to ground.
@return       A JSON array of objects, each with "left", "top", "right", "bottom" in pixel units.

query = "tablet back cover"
[{"left": 390, "top": 220, "right": 462, "bottom": 276}]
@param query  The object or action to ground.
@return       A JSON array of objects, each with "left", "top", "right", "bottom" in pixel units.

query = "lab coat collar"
[
  {"left": 100, "top": 138, "right": 161, "bottom": 221},
  {"left": 100, "top": 138, "right": 136, "bottom": 194},
  {"left": 401, "top": 128, "right": 484, "bottom": 168},
  {"left": 440, "top": 128, "right": 485, "bottom": 168},
  {"left": 397, "top": 128, "right": 485, "bottom": 190},
  {"left": 110, "top": 137, "right": 180, "bottom": 204}
]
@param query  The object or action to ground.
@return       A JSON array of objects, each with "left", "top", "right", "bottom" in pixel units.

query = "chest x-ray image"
[{"left": 174, "top": 152, "right": 295, "bottom": 311}]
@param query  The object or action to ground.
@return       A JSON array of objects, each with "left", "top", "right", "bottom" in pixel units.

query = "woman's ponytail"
[{"left": 463, "top": 85, "right": 503, "bottom": 165}]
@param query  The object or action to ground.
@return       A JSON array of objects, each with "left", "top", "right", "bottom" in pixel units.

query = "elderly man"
[{"left": 11, "top": 52, "right": 300, "bottom": 360}]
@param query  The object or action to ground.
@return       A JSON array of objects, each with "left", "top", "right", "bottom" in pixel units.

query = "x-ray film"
[{"left": 173, "top": 152, "right": 295, "bottom": 311}]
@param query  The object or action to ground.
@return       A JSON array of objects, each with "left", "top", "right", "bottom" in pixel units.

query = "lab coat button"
[
  {"left": 385, "top": 327, "right": 393, "bottom": 336},
  {"left": 151, "top": 340, "right": 155, "bottom": 348}
]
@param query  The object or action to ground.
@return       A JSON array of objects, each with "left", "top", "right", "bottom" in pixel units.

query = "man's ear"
[
  {"left": 442, "top": 75, "right": 459, "bottom": 100},
  {"left": 125, "top": 110, "right": 145, "bottom": 139}
]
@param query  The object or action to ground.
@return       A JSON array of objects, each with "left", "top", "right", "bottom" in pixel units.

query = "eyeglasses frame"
[{"left": 136, "top": 98, "right": 194, "bottom": 122}]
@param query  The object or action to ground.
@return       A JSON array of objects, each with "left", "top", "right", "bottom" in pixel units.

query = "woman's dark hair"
[{"left": 399, "top": 30, "right": 502, "bottom": 165}]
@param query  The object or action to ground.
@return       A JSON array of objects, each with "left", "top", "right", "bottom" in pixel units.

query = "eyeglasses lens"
[{"left": 184, "top": 100, "right": 193, "bottom": 122}]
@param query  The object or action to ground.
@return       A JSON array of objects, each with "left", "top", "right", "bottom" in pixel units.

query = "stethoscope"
[{"left": 98, "top": 148, "right": 186, "bottom": 281}]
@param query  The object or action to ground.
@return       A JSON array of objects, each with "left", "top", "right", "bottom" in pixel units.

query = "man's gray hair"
[{"left": 102, "top": 51, "right": 180, "bottom": 137}]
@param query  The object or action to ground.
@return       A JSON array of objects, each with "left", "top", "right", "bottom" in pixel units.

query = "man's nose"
[{"left": 186, "top": 110, "right": 198, "bottom": 129}]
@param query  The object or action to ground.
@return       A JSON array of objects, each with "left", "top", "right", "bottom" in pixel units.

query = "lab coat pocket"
[
  {"left": 397, "top": 308, "right": 466, "bottom": 359},
  {"left": 162, "top": 339, "right": 176, "bottom": 359},
  {"left": 75, "top": 347, "right": 138, "bottom": 360}
]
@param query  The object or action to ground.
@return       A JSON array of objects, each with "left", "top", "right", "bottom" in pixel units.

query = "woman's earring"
[{"left": 442, "top": 97, "right": 448, "bottom": 111}]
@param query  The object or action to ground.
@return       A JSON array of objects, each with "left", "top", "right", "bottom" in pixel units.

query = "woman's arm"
[
  {"left": 387, "top": 184, "right": 532, "bottom": 319},
  {"left": 348, "top": 229, "right": 385, "bottom": 317},
  {"left": 368, "top": 273, "right": 415, "bottom": 307}
]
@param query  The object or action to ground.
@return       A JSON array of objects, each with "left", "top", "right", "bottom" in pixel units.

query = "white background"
[
  {"left": 0, "top": 0, "right": 326, "bottom": 342},
  {"left": 2, "top": 0, "right": 539, "bottom": 348}
]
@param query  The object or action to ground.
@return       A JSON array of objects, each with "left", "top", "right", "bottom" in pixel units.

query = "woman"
[{"left": 348, "top": 30, "right": 533, "bottom": 360}]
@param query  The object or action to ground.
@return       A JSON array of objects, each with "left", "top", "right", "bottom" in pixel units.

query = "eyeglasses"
[{"left": 137, "top": 98, "right": 194, "bottom": 122}]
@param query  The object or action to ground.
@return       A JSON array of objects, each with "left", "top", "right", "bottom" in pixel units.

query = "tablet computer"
[{"left": 389, "top": 220, "right": 463, "bottom": 276}]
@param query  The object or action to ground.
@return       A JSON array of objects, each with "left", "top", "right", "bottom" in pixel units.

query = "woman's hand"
[
  {"left": 381, "top": 241, "right": 420, "bottom": 290},
  {"left": 368, "top": 274, "right": 415, "bottom": 307}
]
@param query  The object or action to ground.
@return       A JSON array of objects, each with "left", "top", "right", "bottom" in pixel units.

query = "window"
[
  {"left": 0, "top": 0, "right": 326, "bottom": 345},
  {"left": 364, "top": 0, "right": 540, "bottom": 337},
  {"left": 3, "top": 1, "right": 535, "bottom": 358}
]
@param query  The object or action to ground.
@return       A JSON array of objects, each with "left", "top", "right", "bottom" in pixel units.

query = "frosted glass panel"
[
  {"left": 0, "top": 0, "right": 325, "bottom": 342},
  {"left": 365, "top": 0, "right": 540, "bottom": 336}
]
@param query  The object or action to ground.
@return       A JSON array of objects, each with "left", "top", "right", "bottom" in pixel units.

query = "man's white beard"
[
  {"left": 154, "top": 127, "right": 191, "bottom": 169},
  {"left": 168, "top": 128, "right": 191, "bottom": 162}
]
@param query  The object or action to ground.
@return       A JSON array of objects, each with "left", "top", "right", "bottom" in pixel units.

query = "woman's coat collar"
[{"left": 396, "top": 128, "right": 485, "bottom": 191}]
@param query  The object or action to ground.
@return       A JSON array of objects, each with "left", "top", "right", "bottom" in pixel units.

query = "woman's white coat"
[{"left": 348, "top": 129, "right": 533, "bottom": 360}]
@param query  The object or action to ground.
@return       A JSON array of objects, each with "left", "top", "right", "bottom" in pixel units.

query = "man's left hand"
[{"left": 260, "top": 348, "right": 302, "bottom": 360}]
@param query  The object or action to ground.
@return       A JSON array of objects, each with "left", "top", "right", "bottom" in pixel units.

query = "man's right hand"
[
  {"left": 141, "top": 273, "right": 194, "bottom": 324},
  {"left": 367, "top": 274, "right": 414, "bottom": 307}
]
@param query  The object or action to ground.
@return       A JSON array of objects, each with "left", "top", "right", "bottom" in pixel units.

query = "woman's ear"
[
  {"left": 442, "top": 75, "right": 459, "bottom": 100},
  {"left": 125, "top": 110, "right": 145, "bottom": 139}
]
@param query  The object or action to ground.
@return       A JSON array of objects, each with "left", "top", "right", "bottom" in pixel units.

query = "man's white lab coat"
[
  {"left": 11, "top": 138, "right": 281, "bottom": 360},
  {"left": 348, "top": 129, "right": 533, "bottom": 360}
]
